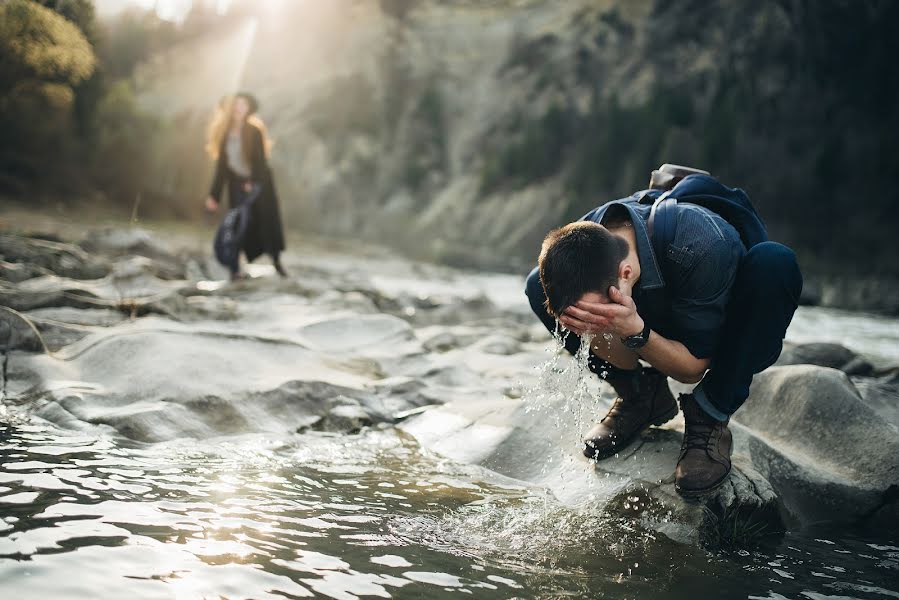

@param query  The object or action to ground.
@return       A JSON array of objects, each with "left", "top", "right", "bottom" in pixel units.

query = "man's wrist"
[
  {"left": 620, "top": 319, "right": 651, "bottom": 349},
  {"left": 623, "top": 317, "right": 645, "bottom": 339}
]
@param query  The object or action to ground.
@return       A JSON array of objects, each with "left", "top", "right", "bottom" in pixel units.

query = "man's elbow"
[
  {"left": 671, "top": 362, "right": 709, "bottom": 385},
  {"left": 673, "top": 370, "right": 704, "bottom": 385}
]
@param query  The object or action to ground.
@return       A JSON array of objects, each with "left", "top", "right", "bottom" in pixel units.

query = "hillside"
[{"left": 133, "top": 0, "right": 899, "bottom": 283}]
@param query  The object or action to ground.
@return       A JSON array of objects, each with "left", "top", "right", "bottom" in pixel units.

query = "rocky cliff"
[{"left": 134, "top": 0, "right": 899, "bottom": 304}]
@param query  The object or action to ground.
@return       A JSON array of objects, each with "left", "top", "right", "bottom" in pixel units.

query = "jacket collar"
[{"left": 587, "top": 193, "right": 666, "bottom": 291}]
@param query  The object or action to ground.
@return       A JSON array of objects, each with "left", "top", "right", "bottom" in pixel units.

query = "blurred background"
[{"left": 2, "top": 0, "right": 898, "bottom": 310}]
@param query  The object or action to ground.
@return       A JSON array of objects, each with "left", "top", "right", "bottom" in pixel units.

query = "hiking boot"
[
  {"left": 675, "top": 394, "right": 732, "bottom": 497},
  {"left": 583, "top": 367, "right": 677, "bottom": 460}
]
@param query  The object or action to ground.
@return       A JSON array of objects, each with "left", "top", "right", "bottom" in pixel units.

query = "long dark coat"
[{"left": 208, "top": 123, "right": 285, "bottom": 262}]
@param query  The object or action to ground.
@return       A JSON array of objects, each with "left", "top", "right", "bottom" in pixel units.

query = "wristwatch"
[{"left": 621, "top": 321, "right": 651, "bottom": 349}]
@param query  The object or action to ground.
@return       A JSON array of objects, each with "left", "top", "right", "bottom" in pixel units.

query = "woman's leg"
[{"left": 272, "top": 251, "right": 287, "bottom": 277}]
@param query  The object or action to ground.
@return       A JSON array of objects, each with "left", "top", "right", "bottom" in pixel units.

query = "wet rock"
[
  {"left": 849, "top": 377, "right": 899, "bottom": 430},
  {"left": 324, "top": 401, "right": 374, "bottom": 433},
  {"left": 0, "top": 260, "right": 50, "bottom": 283},
  {"left": 0, "top": 233, "right": 110, "bottom": 280},
  {"left": 80, "top": 228, "right": 172, "bottom": 262},
  {"left": 473, "top": 334, "right": 520, "bottom": 355},
  {"left": 400, "top": 391, "right": 782, "bottom": 547},
  {"left": 776, "top": 342, "right": 873, "bottom": 374},
  {"left": 735, "top": 365, "right": 899, "bottom": 530},
  {"left": 17, "top": 307, "right": 125, "bottom": 351},
  {"left": 422, "top": 331, "right": 460, "bottom": 352},
  {"left": 0, "top": 308, "right": 45, "bottom": 352},
  {"left": 298, "top": 314, "right": 416, "bottom": 353},
  {"left": 841, "top": 355, "right": 875, "bottom": 376},
  {"left": 80, "top": 228, "right": 191, "bottom": 280},
  {"left": 0, "top": 279, "right": 100, "bottom": 312},
  {"left": 402, "top": 360, "right": 899, "bottom": 544}
]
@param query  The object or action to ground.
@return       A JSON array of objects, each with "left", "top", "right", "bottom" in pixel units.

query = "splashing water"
[{"left": 521, "top": 321, "right": 609, "bottom": 456}]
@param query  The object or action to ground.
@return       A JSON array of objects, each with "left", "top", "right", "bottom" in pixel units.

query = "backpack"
[{"left": 640, "top": 174, "right": 768, "bottom": 259}]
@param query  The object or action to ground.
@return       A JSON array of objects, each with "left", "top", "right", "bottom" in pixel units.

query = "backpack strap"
[{"left": 648, "top": 192, "right": 678, "bottom": 261}]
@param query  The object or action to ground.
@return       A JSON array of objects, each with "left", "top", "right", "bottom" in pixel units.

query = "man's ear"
[{"left": 618, "top": 260, "right": 633, "bottom": 282}]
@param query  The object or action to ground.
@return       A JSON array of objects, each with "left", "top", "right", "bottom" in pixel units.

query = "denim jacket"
[{"left": 582, "top": 195, "right": 745, "bottom": 359}]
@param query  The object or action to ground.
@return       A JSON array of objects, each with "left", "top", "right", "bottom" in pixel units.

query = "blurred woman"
[{"left": 205, "top": 92, "right": 286, "bottom": 279}]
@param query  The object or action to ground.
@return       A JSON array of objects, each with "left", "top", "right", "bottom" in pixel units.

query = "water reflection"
[{"left": 0, "top": 423, "right": 896, "bottom": 599}]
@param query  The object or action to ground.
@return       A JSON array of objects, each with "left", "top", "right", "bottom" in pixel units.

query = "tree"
[{"left": 0, "top": 0, "right": 96, "bottom": 191}]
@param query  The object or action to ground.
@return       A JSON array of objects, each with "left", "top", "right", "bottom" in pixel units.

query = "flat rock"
[
  {"left": 0, "top": 233, "right": 109, "bottom": 280},
  {"left": 400, "top": 387, "right": 782, "bottom": 546}
]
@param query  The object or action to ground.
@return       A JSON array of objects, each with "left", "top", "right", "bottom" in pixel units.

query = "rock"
[
  {"left": 402, "top": 361, "right": 899, "bottom": 543},
  {"left": 0, "top": 259, "right": 51, "bottom": 283},
  {"left": 16, "top": 307, "right": 125, "bottom": 351},
  {"left": 0, "top": 308, "right": 45, "bottom": 352},
  {"left": 400, "top": 387, "right": 782, "bottom": 546},
  {"left": 0, "top": 233, "right": 109, "bottom": 280},
  {"left": 734, "top": 365, "right": 899, "bottom": 530},
  {"left": 298, "top": 314, "right": 417, "bottom": 353},
  {"left": 776, "top": 342, "right": 873, "bottom": 374},
  {"left": 422, "top": 331, "right": 459, "bottom": 352},
  {"left": 80, "top": 228, "right": 189, "bottom": 280},
  {"left": 324, "top": 401, "right": 374, "bottom": 433},
  {"left": 850, "top": 377, "right": 899, "bottom": 427},
  {"left": 80, "top": 228, "right": 172, "bottom": 262},
  {"left": 473, "top": 333, "right": 521, "bottom": 355},
  {"left": 842, "top": 355, "right": 875, "bottom": 376}
]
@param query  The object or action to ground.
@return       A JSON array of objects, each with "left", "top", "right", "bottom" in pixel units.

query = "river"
[{"left": 0, "top": 225, "right": 897, "bottom": 599}]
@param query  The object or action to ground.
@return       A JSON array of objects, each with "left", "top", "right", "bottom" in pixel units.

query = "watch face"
[
  {"left": 623, "top": 327, "right": 649, "bottom": 349},
  {"left": 624, "top": 336, "right": 644, "bottom": 349}
]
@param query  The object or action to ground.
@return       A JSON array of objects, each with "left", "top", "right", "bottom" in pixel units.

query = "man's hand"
[
  {"left": 204, "top": 196, "right": 219, "bottom": 212},
  {"left": 560, "top": 286, "right": 645, "bottom": 338},
  {"left": 243, "top": 181, "right": 253, "bottom": 193}
]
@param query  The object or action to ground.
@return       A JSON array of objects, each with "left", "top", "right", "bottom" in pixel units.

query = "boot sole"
[
  {"left": 674, "top": 470, "right": 731, "bottom": 498},
  {"left": 584, "top": 402, "right": 679, "bottom": 460}
]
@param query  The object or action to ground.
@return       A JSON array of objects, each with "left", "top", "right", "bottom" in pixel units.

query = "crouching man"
[{"left": 525, "top": 168, "right": 802, "bottom": 496}]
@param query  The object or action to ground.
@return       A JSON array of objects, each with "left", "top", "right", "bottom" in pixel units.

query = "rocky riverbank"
[{"left": 2, "top": 222, "right": 898, "bottom": 548}]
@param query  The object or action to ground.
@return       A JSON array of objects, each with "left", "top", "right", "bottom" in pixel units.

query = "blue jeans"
[{"left": 524, "top": 242, "right": 802, "bottom": 419}]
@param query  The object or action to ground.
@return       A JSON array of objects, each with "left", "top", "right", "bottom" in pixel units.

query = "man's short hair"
[{"left": 538, "top": 221, "right": 629, "bottom": 317}]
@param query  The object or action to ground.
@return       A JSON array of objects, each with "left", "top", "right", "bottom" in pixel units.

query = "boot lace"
[
  {"left": 602, "top": 396, "right": 634, "bottom": 421},
  {"left": 681, "top": 423, "right": 715, "bottom": 453}
]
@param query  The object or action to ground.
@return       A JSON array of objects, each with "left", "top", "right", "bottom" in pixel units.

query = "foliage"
[
  {"left": 480, "top": 0, "right": 899, "bottom": 275},
  {"left": 0, "top": 0, "right": 96, "bottom": 90},
  {"left": 481, "top": 103, "right": 572, "bottom": 193},
  {"left": 95, "top": 8, "right": 179, "bottom": 79},
  {"left": 0, "top": 0, "right": 201, "bottom": 214},
  {"left": 0, "top": 0, "right": 97, "bottom": 193}
]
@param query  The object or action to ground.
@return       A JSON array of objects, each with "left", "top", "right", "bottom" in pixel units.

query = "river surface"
[
  {"left": 2, "top": 304, "right": 898, "bottom": 600},
  {"left": 1, "top": 225, "right": 898, "bottom": 600}
]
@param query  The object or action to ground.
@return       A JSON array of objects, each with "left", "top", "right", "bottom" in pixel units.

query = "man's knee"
[
  {"left": 741, "top": 242, "right": 802, "bottom": 299},
  {"left": 525, "top": 266, "right": 545, "bottom": 311}
]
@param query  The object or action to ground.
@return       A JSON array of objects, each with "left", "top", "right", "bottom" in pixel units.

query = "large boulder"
[{"left": 734, "top": 365, "right": 899, "bottom": 530}]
